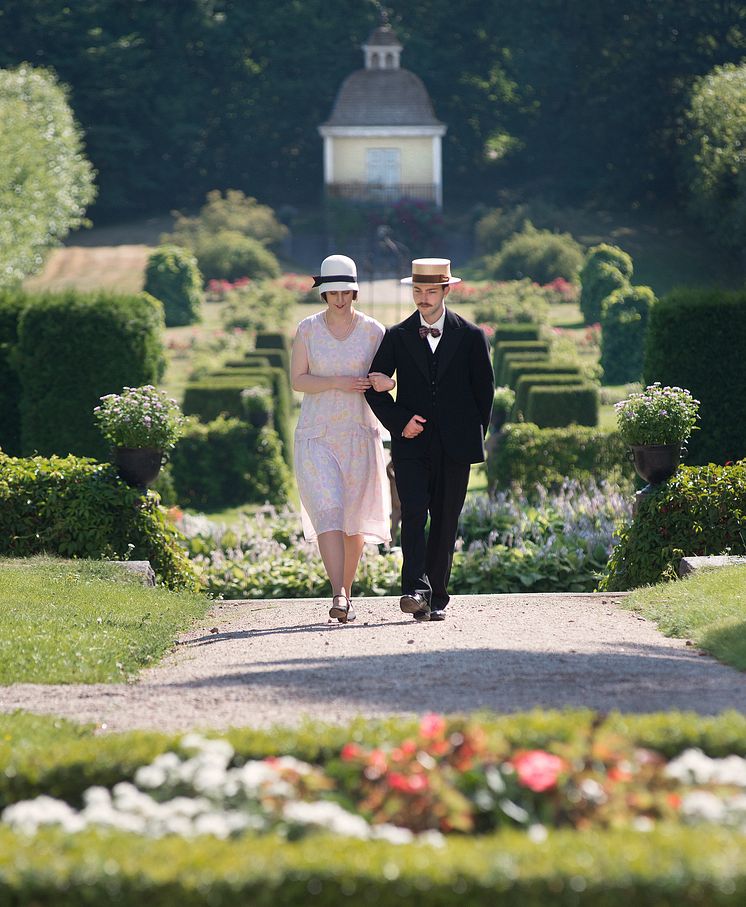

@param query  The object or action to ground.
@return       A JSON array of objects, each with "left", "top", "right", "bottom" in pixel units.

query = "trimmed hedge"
[
  {"left": 227, "top": 348, "right": 290, "bottom": 373},
  {"left": 0, "top": 289, "right": 26, "bottom": 455},
  {"left": 498, "top": 353, "right": 549, "bottom": 385},
  {"left": 0, "top": 453, "right": 197, "bottom": 590},
  {"left": 183, "top": 372, "right": 272, "bottom": 422},
  {"left": 256, "top": 331, "right": 291, "bottom": 354},
  {"left": 505, "top": 360, "right": 582, "bottom": 389},
  {"left": 600, "top": 459, "right": 746, "bottom": 591},
  {"left": 170, "top": 416, "right": 290, "bottom": 508},
  {"left": 579, "top": 244, "right": 633, "bottom": 325},
  {"left": 644, "top": 288, "right": 746, "bottom": 465},
  {"left": 17, "top": 290, "right": 165, "bottom": 459},
  {"left": 514, "top": 373, "right": 586, "bottom": 418},
  {"left": 494, "top": 322, "right": 541, "bottom": 343},
  {"left": 600, "top": 284, "right": 654, "bottom": 384},
  {"left": 525, "top": 384, "right": 599, "bottom": 428},
  {"left": 143, "top": 244, "right": 203, "bottom": 327},
  {"left": 488, "top": 423, "right": 630, "bottom": 489},
  {"left": 494, "top": 340, "right": 549, "bottom": 378}
]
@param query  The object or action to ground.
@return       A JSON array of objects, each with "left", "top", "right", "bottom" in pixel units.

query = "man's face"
[{"left": 412, "top": 283, "right": 449, "bottom": 323}]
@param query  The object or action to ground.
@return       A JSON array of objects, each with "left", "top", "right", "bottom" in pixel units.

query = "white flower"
[
  {"left": 371, "top": 824, "right": 415, "bottom": 845},
  {"left": 282, "top": 800, "right": 370, "bottom": 839},
  {"left": 680, "top": 791, "right": 727, "bottom": 824},
  {"left": 2, "top": 796, "right": 85, "bottom": 835}
]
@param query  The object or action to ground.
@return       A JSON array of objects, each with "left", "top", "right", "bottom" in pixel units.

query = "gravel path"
[{"left": 2, "top": 593, "right": 745, "bottom": 732}]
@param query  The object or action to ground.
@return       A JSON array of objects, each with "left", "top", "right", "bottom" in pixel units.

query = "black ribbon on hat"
[{"left": 312, "top": 274, "right": 356, "bottom": 287}]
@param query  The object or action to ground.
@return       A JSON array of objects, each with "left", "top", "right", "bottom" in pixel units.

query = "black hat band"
[{"left": 312, "top": 274, "right": 357, "bottom": 287}]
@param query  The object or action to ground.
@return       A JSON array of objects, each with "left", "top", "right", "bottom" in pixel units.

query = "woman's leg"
[
  {"left": 317, "top": 530, "right": 348, "bottom": 599},
  {"left": 343, "top": 533, "right": 366, "bottom": 597}
]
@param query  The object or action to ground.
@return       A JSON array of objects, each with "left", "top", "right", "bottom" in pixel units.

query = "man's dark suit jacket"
[{"left": 365, "top": 309, "right": 494, "bottom": 465}]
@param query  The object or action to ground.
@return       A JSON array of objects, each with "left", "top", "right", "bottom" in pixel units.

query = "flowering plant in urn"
[
  {"left": 614, "top": 383, "right": 700, "bottom": 446},
  {"left": 94, "top": 385, "right": 185, "bottom": 450}
]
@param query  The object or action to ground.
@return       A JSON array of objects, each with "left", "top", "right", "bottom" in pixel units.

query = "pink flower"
[
  {"left": 419, "top": 713, "right": 446, "bottom": 740},
  {"left": 511, "top": 750, "right": 565, "bottom": 792},
  {"left": 340, "top": 743, "right": 362, "bottom": 762}
]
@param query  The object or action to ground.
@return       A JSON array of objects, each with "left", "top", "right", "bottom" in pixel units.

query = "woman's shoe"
[{"left": 329, "top": 595, "right": 356, "bottom": 623}]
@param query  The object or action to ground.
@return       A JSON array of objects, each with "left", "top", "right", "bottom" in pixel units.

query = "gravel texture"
[{"left": 2, "top": 593, "right": 745, "bottom": 733}]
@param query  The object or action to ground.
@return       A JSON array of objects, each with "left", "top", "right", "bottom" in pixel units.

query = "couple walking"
[{"left": 291, "top": 254, "right": 494, "bottom": 624}]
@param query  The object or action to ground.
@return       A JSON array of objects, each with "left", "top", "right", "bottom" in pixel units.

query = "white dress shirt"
[{"left": 420, "top": 307, "right": 446, "bottom": 353}]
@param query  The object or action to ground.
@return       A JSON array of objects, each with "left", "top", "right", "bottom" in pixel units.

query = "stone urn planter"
[
  {"left": 629, "top": 442, "right": 685, "bottom": 492},
  {"left": 114, "top": 447, "right": 166, "bottom": 489}
]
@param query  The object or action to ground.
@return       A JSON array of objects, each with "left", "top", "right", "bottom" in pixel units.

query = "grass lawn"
[
  {"left": 624, "top": 566, "right": 746, "bottom": 671},
  {"left": 0, "top": 557, "right": 208, "bottom": 684}
]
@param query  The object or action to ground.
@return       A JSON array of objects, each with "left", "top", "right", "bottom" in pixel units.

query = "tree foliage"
[{"left": 0, "top": 65, "right": 95, "bottom": 286}]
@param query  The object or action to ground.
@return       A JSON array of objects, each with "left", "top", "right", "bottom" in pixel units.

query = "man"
[{"left": 365, "top": 258, "right": 494, "bottom": 621}]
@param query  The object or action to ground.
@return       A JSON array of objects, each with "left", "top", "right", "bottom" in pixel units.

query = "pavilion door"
[{"left": 366, "top": 148, "right": 400, "bottom": 199}]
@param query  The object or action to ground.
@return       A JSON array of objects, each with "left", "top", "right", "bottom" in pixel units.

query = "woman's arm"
[{"left": 291, "top": 333, "right": 371, "bottom": 394}]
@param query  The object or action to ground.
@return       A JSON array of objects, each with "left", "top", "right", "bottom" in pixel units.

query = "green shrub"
[
  {"left": 467, "top": 279, "right": 550, "bottom": 326},
  {"left": 17, "top": 290, "right": 165, "bottom": 459},
  {"left": 514, "top": 373, "right": 587, "bottom": 419},
  {"left": 494, "top": 322, "right": 541, "bottom": 343},
  {"left": 227, "top": 348, "right": 289, "bottom": 372},
  {"left": 644, "top": 287, "right": 746, "bottom": 464},
  {"left": 183, "top": 373, "right": 272, "bottom": 423},
  {"left": 498, "top": 353, "right": 550, "bottom": 386},
  {"left": 484, "top": 224, "right": 584, "bottom": 284},
  {"left": 143, "top": 244, "right": 204, "bottom": 327},
  {"left": 221, "top": 280, "right": 294, "bottom": 333},
  {"left": 474, "top": 205, "right": 531, "bottom": 253},
  {"left": 494, "top": 340, "right": 549, "bottom": 379},
  {"left": 0, "top": 289, "right": 27, "bottom": 455},
  {"left": 170, "top": 416, "right": 290, "bottom": 508},
  {"left": 600, "top": 284, "right": 655, "bottom": 384},
  {"left": 579, "top": 244, "right": 633, "bottom": 325},
  {"left": 0, "top": 453, "right": 197, "bottom": 589},
  {"left": 525, "top": 384, "right": 599, "bottom": 428},
  {"left": 488, "top": 423, "right": 630, "bottom": 489},
  {"left": 600, "top": 460, "right": 746, "bottom": 591},
  {"left": 192, "top": 231, "right": 280, "bottom": 282},
  {"left": 505, "top": 360, "right": 581, "bottom": 389},
  {"left": 256, "top": 331, "right": 291, "bottom": 354}
]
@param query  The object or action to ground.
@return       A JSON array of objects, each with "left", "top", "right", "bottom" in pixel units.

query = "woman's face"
[{"left": 325, "top": 290, "right": 354, "bottom": 312}]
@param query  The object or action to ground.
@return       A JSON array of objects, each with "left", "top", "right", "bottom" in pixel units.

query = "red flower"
[
  {"left": 511, "top": 750, "right": 566, "bottom": 792},
  {"left": 340, "top": 743, "right": 362, "bottom": 762},
  {"left": 419, "top": 713, "right": 446, "bottom": 740}
]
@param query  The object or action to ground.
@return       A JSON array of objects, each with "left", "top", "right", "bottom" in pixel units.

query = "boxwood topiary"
[
  {"left": 514, "top": 373, "right": 586, "bottom": 419},
  {"left": 525, "top": 384, "right": 599, "bottom": 428},
  {"left": 579, "top": 244, "right": 633, "bottom": 325},
  {"left": 644, "top": 287, "right": 746, "bottom": 465},
  {"left": 494, "top": 323, "right": 542, "bottom": 343},
  {"left": 506, "top": 360, "right": 582, "bottom": 389},
  {"left": 498, "top": 353, "right": 550, "bottom": 386},
  {"left": 143, "top": 244, "right": 204, "bottom": 327},
  {"left": 0, "top": 452, "right": 197, "bottom": 590},
  {"left": 600, "top": 285, "right": 655, "bottom": 384},
  {"left": 0, "top": 289, "right": 27, "bottom": 455},
  {"left": 494, "top": 340, "right": 550, "bottom": 379},
  {"left": 170, "top": 416, "right": 290, "bottom": 509},
  {"left": 183, "top": 372, "right": 273, "bottom": 422},
  {"left": 255, "top": 331, "right": 291, "bottom": 354},
  {"left": 488, "top": 423, "right": 630, "bottom": 489},
  {"left": 17, "top": 290, "right": 165, "bottom": 460},
  {"left": 600, "top": 460, "right": 746, "bottom": 591}
]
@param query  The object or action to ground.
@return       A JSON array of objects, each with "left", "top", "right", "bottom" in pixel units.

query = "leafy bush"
[
  {"left": 493, "top": 340, "right": 549, "bottom": 379},
  {"left": 644, "top": 287, "right": 746, "bottom": 464},
  {"left": 220, "top": 279, "right": 294, "bottom": 333},
  {"left": 600, "top": 460, "right": 746, "bottom": 591},
  {"left": 143, "top": 245, "right": 204, "bottom": 327},
  {"left": 600, "top": 285, "right": 655, "bottom": 384},
  {"left": 371, "top": 198, "right": 446, "bottom": 251},
  {"left": 488, "top": 423, "right": 631, "bottom": 489},
  {"left": 681, "top": 63, "right": 746, "bottom": 251},
  {"left": 514, "top": 374, "right": 586, "bottom": 419},
  {"left": 505, "top": 360, "right": 581, "bottom": 389},
  {"left": 494, "top": 323, "right": 541, "bottom": 343},
  {"left": 0, "top": 65, "right": 96, "bottom": 287},
  {"left": 189, "top": 230, "right": 281, "bottom": 282},
  {"left": 170, "top": 417, "right": 290, "bottom": 509},
  {"left": 255, "top": 331, "right": 291, "bottom": 354},
  {"left": 456, "top": 279, "right": 550, "bottom": 326},
  {"left": 474, "top": 205, "right": 531, "bottom": 254},
  {"left": 0, "top": 288, "right": 26, "bottom": 454},
  {"left": 240, "top": 386, "right": 273, "bottom": 428},
  {"left": 615, "top": 383, "right": 701, "bottom": 446},
  {"left": 0, "top": 453, "right": 197, "bottom": 589},
  {"left": 491, "top": 386, "right": 515, "bottom": 431},
  {"left": 183, "top": 373, "right": 272, "bottom": 423},
  {"left": 17, "top": 290, "right": 166, "bottom": 459},
  {"left": 164, "top": 189, "right": 288, "bottom": 251},
  {"left": 94, "top": 385, "right": 186, "bottom": 450},
  {"left": 484, "top": 224, "right": 584, "bottom": 284},
  {"left": 525, "top": 384, "right": 599, "bottom": 428},
  {"left": 579, "top": 244, "right": 633, "bottom": 325},
  {"left": 498, "top": 353, "right": 549, "bottom": 385}
]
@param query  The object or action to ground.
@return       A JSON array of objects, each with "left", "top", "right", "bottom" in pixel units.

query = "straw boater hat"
[
  {"left": 312, "top": 254, "right": 359, "bottom": 296},
  {"left": 401, "top": 257, "right": 461, "bottom": 286}
]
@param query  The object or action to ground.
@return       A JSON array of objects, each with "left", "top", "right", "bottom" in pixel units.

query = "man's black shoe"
[
  {"left": 429, "top": 610, "right": 446, "bottom": 621},
  {"left": 400, "top": 591, "right": 430, "bottom": 615}
]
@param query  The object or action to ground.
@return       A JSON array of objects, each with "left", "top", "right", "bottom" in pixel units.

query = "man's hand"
[
  {"left": 402, "top": 414, "right": 426, "bottom": 438},
  {"left": 335, "top": 375, "right": 372, "bottom": 393},
  {"left": 368, "top": 371, "right": 395, "bottom": 392}
]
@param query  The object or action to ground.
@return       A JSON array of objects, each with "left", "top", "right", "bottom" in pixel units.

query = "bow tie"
[{"left": 419, "top": 325, "right": 441, "bottom": 339}]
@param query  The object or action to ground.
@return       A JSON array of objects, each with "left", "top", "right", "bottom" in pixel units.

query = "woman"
[{"left": 291, "top": 254, "right": 393, "bottom": 623}]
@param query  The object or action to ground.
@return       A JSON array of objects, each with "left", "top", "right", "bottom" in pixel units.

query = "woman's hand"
[
  {"left": 335, "top": 375, "right": 372, "bottom": 393},
  {"left": 368, "top": 371, "right": 395, "bottom": 392}
]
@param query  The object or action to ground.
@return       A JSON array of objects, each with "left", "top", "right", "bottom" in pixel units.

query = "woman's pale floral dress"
[{"left": 294, "top": 310, "right": 391, "bottom": 544}]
